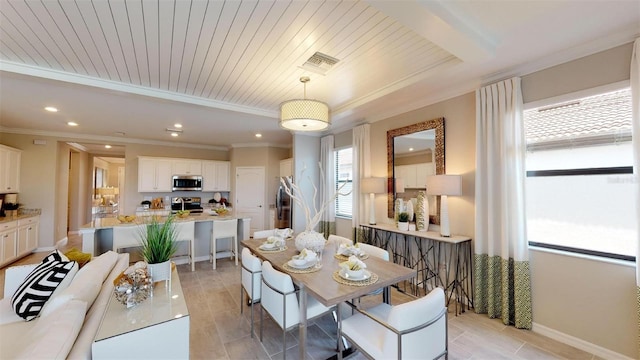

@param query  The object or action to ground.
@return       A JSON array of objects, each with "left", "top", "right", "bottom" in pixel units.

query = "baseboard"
[
  {"left": 35, "top": 246, "right": 56, "bottom": 252},
  {"left": 56, "top": 237, "right": 68, "bottom": 249},
  {"left": 532, "top": 322, "right": 634, "bottom": 360}
]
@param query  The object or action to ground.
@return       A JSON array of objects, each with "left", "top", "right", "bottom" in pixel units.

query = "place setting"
[
  {"left": 283, "top": 248, "right": 322, "bottom": 273},
  {"left": 332, "top": 255, "right": 379, "bottom": 287},
  {"left": 334, "top": 243, "right": 369, "bottom": 261},
  {"left": 257, "top": 236, "right": 287, "bottom": 253}
]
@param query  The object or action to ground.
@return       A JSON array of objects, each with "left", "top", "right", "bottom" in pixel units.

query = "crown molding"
[{"left": 0, "top": 126, "right": 229, "bottom": 151}]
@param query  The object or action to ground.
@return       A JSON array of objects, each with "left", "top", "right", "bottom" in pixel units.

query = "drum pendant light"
[{"left": 280, "top": 77, "right": 330, "bottom": 131}]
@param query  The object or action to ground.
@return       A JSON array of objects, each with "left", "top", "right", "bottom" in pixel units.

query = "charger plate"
[
  {"left": 334, "top": 253, "right": 369, "bottom": 261},
  {"left": 332, "top": 270, "right": 379, "bottom": 286},
  {"left": 283, "top": 262, "right": 321, "bottom": 274}
]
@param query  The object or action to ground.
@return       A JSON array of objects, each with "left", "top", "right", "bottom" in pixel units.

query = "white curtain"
[
  {"left": 319, "top": 135, "right": 336, "bottom": 238},
  {"left": 475, "top": 77, "right": 532, "bottom": 329},
  {"left": 352, "top": 124, "right": 370, "bottom": 241},
  {"left": 631, "top": 38, "right": 640, "bottom": 358}
]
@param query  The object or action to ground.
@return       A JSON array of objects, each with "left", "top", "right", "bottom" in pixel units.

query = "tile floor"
[{"left": 0, "top": 234, "right": 597, "bottom": 360}]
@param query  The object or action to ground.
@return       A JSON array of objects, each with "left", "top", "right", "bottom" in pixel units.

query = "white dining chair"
[
  {"left": 260, "top": 261, "right": 334, "bottom": 359},
  {"left": 241, "top": 247, "right": 262, "bottom": 338},
  {"left": 211, "top": 219, "right": 238, "bottom": 269},
  {"left": 252, "top": 229, "right": 276, "bottom": 239},
  {"left": 112, "top": 224, "right": 146, "bottom": 253},
  {"left": 174, "top": 220, "right": 196, "bottom": 271},
  {"left": 340, "top": 287, "right": 448, "bottom": 360},
  {"left": 354, "top": 242, "right": 390, "bottom": 303},
  {"left": 328, "top": 234, "right": 353, "bottom": 247}
]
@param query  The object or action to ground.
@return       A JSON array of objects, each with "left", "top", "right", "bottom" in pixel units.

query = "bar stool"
[
  {"left": 211, "top": 218, "right": 238, "bottom": 269},
  {"left": 112, "top": 224, "right": 146, "bottom": 253},
  {"left": 174, "top": 220, "right": 196, "bottom": 271}
]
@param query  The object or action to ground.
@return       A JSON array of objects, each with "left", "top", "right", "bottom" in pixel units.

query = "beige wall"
[
  {"left": 0, "top": 133, "right": 59, "bottom": 248},
  {"left": 369, "top": 92, "right": 476, "bottom": 238}
]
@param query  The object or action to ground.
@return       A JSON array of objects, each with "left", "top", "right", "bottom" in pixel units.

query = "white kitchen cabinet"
[
  {"left": 0, "top": 145, "right": 21, "bottom": 194},
  {"left": 172, "top": 159, "right": 202, "bottom": 175},
  {"left": 279, "top": 158, "right": 293, "bottom": 177},
  {"left": 138, "top": 157, "right": 173, "bottom": 192},
  {"left": 17, "top": 216, "right": 39, "bottom": 256},
  {"left": 0, "top": 220, "right": 18, "bottom": 266},
  {"left": 202, "top": 161, "right": 230, "bottom": 191},
  {"left": 395, "top": 163, "right": 433, "bottom": 189}
]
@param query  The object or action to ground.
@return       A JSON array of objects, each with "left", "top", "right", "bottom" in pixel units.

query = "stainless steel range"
[{"left": 171, "top": 197, "right": 203, "bottom": 213}]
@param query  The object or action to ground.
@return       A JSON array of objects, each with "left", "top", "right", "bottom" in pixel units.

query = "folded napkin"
[
  {"left": 337, "top": 243, "right": 361, "bottom": 256},
  {"left": 266, "top": 236, "right": 282, "bottom": 244},
  {"left": 340, "top": 256, "right": 367, "bottom": 271},
  {"left": 275, "top": 228, "right": 293, "bottom": 238},
  {"left": 295, "top": 248, "right": 317, "bottom": 261}
]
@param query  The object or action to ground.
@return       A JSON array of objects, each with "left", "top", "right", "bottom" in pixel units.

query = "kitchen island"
[{"left": 79, "top": 214, "right": 251, "bottom": 263}]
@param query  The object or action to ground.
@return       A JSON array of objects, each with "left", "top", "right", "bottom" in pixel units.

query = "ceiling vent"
[{"left": 300, "top": 52, "right": 340, "bottom": 75}]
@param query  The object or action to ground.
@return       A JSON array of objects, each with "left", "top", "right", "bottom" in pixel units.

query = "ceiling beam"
[{"left": 365, "top": 0, "right": 496, "bottom": 63}]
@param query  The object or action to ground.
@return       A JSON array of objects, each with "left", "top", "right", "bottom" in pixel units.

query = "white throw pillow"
[{"left": 40, "top": 250, "right": 119, "bottom": 317}]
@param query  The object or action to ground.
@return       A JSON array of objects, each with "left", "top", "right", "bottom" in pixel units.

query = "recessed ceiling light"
[
  {"left": 45, "top": 106, "right": 58, "bottom": 112},
  {"left": 67, "top": 121, "right": 78, "bottom": 126},
  {"left": 255, "top": 133, "right": 262, "bottom": 138},
  {"left": 170, "top": 132, "right": 179, "bottom": 137},
  {"left": 409, "top": 147, "right": 414, "bottom": 152},
  {"left": 174, "top": 123, "right": 183, "bottom": 128},
  {"left": 105, "top": 145, "right": 112, "bottom": 149}
]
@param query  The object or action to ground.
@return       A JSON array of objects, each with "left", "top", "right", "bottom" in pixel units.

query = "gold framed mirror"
[{"left": 387, "top": 117, "right": 445, "bottom": 224}]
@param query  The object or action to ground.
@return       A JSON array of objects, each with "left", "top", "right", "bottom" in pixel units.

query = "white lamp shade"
[
  {"left": 426, "top": 175, "right": 462, "bottom": 196},
  {"left": 395, "top": 178, "right": 405, "bottom": 193},
  {"left": 360, "top": 177, "right": 386, "bottom": 194},
  {"left": 280, "top": 99, "right": 330, "bottom": 131}
]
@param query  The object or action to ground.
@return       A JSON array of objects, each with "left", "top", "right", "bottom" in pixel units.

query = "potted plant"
[
  {"left": 398, "top": 212, "right": 410, "bottom": 231},
  {"left": 140, "top": 215, "right": 178, "bottom": 282}
]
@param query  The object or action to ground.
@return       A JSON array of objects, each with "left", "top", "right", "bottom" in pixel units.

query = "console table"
[
  {"left": 92, "top": 267, "right": 189, "bottom": 359},
  {"left": 360, "top": 223, "right": 473, "bottom": 315}
]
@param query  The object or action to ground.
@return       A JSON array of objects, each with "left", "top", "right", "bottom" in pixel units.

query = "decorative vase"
[
  {"left": 394, "top": 198, "right": 403, "bottom": 227},
  {"left": 398, "top": 222, "right": 409, "bottom": 231},
  {"left": 147, "top": 260, "right": 171, "bottom": 283},
  {"left": 294, "top": 230, "right": 326, "bottom": 252},
  {"left": 416, "top": 190, "right": 430, "bottom": 231}
]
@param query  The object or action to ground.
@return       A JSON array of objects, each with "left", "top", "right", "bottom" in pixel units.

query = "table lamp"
[
  {"left": 360, "top": 177, "right": 386, "bottom": 225},
  {"left": 426, "top": 175, "right": 462, "bottom": 237}
]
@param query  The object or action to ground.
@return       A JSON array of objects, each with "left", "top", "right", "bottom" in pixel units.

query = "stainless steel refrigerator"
[{"left": 275, "top": 177, "right": 292, "bottom": 229}]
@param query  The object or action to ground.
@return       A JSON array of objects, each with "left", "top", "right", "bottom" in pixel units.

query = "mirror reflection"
[{"left": 387, "top": 118, "right": 445, "bottom": 224}]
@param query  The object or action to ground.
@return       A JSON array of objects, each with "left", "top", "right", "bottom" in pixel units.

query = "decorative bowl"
[
  {"left": 291, "top": 257, "right": 307, "bottom": 266},
  {"left": 345, "top": 268, "right": 364, "bottom": 278},
  {"left": 117, "top": 215, "right": 136, "bottom": 223}
]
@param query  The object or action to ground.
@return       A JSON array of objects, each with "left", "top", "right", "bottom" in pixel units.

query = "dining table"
[{"left": 241, "top": 237, "right": 416, "bottom": 359}]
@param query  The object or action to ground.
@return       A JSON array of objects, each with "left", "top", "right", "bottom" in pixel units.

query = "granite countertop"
[
  {"left": 0, "top": 212, "right": 40, "bottom": 224},
  {"left": 80, "top": 213, "right": 245, "bottom": 230}
]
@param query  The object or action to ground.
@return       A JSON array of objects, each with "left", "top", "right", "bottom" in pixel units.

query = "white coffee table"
[{"left": 92, "top": 267, "right": 190, "bottom": 359}]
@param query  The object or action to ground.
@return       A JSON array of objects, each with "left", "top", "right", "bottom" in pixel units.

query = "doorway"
[{"left": 235, "top": 167, "right": 265, "bottom": 235}]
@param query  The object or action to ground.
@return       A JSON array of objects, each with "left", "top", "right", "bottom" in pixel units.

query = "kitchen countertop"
[
  {"left": 0, "top": 213, "right": 40, "bottom": 224},
  {"left": 80, "top": 213, "right": 245, "bottom": 230}
]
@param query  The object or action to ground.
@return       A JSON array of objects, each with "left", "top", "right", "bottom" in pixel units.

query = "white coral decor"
[{"left": 280, "top": 163, "right": 351, "bottom": 251}]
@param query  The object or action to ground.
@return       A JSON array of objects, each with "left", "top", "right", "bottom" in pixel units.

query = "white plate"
[
  {"left": 259, "top": 244, "right": 277, "bottom": 251},
  {"left": 287, "top": 259, "right": 315, "bottom": 269},
  {"left": 339, "top": 268, "right": 371, "bottom": 281}
]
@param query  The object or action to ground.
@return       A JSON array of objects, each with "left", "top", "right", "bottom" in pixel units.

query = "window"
[
  {"left": 524, "top": 88, "right": 636, "bottom": 260},
  {"left": 335, "top": 147, "right": 353, "bottom": 217}
]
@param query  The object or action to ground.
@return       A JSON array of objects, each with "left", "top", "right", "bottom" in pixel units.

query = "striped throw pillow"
[{"left": 11, "top": 251, "right": 77, "bottom": 321}]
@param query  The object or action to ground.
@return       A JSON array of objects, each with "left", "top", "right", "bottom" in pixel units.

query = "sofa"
[{"left": 0, "top": 250, "right": 129, "bottom": 359}]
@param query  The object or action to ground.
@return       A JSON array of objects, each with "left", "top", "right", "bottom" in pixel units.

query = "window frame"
[
  {"left": 335, "top": 146, "right": 353, "bottom": 218},
  {"left": 523, "top": 81, "right": 635, "bottom": 262}
]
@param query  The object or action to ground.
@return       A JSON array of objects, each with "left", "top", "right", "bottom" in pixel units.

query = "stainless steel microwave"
[{"left": 172, "top": 175, "right": 202, "bottom": 191}]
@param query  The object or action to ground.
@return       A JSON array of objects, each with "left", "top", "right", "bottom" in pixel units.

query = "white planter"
[
  {"left": 148, "top": 260, "right": 171, "bottom": 283},
  {"left": 294, "top": 231, "right": 326, "bottom": 252},
  {"left": 398, "top": 222, "right": 409, "bottom": 231}
]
